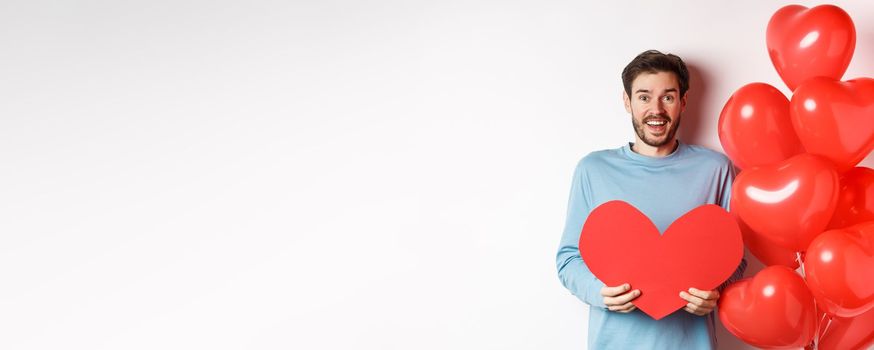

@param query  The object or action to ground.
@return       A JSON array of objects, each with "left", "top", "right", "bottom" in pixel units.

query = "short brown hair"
[{"left": 622, "top": 50, "right": 689, "bottom": 97}]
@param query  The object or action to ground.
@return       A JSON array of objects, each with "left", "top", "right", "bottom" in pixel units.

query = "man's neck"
[{"left": 631, "top": 140, "right": 679, "bottom": 157}]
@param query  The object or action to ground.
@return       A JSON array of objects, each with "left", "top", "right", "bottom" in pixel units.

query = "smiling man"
[
  {"left": 626, "top": 70, "right": 683, "bottom": 153},
  {"left": 556, "top": 50, "right": 747, "bottom": 349}
]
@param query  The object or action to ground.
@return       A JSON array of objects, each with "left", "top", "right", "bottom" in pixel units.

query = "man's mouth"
[{"left": 643, "top": 116, "right": 670, "bottom": 134}]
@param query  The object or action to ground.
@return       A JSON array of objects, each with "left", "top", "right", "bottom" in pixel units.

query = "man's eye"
[
  {"left": 663, "top": 96, "right": 674, "bottom": 102},
  {"left": 639, "top": 95, "right": 650, "bottom": 102}
]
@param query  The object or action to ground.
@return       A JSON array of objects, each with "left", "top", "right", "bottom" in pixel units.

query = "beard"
[{"left": 632, "top": 113, "right": 681, "bottom": 147}]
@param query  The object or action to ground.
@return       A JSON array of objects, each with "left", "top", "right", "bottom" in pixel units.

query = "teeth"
[{"left": 646, "top": 120, "right": 666, "bottom": 126}]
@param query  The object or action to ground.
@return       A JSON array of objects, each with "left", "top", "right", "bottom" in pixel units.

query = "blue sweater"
[{"left": 556, "top": 142, "right": 747, "bottom": 350}]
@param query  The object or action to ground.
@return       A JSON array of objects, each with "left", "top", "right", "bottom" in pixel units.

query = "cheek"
[
  {"left": 666, "top": 104, "right": 683, "bottom": 114},
  {"left": 636, "top": 105, "right": 655, "bottom": 116}
]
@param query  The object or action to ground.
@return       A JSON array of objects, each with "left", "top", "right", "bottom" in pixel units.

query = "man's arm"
[{"left": 555, "top": 160, "right": 609, "bottom": 308}]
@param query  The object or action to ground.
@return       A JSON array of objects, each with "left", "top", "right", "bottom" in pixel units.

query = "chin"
[{"left": 644, "top": 137, "right": 672, "bottom": 147}]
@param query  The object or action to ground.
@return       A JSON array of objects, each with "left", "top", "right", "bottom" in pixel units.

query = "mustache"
[{"left": 643, "top": 115, "right": 671, "bottom": 123}]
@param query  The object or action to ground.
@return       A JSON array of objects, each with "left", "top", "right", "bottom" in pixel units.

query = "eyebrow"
[{"left": 634, "top": 88, "right": 678, "bottom": 94}]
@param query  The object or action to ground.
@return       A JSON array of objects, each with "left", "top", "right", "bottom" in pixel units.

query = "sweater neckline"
[{"left": 621, "top": 141, "right": 685, "bottom": 163}]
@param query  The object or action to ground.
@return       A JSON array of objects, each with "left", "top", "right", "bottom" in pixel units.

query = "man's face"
[{"left": 623, "top": 71, "right": 686, "bottom": 148}]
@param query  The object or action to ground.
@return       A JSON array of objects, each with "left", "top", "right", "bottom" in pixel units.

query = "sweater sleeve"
[{"left": 556, "top": 159, "right": 608, "bottom": 309}]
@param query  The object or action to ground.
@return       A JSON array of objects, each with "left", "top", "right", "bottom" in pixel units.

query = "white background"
[{"left": 1, "top": 0, "right": 873, "bottom": 349}]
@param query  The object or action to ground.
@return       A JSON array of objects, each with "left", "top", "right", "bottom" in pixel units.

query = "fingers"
[
  {"left": 683, "top": 302, "right": 714, "bottom": 316},
  {"left": 679, "top": 291, "right": 715, "bottom": 307},
  {"left": 687, "top": 288, "right": 720, "bottom": 300},
  {"left": 604, "top": 289, "right": 641, "bottom": 313},
  {"left": 609, "top": 302, "right": 637, "bottom": 313},
  {"left": 680, "top": 290, "right": 717, "bottom": 316},
  {"left": 600, "top": 283, "right": 641, "bottom": 313},
  {"left": 684, "top": 305, "right": 705, "bottom": 315},
  {"left": 607, "top": 288, "right": 640, "bottom": 304},
  {"left": 679, "top": 291, "right": 701, "bottom": 305},
  {"left": 600, "top": 285, "right": 720, "bottom": 315},
  {"left": 600, "top": 283, "right": 631, "bottom": 297}
]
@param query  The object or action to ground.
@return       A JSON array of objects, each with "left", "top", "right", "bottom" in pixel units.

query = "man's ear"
[{"left": 623, "top": 91, "right": 631, "bottom": 113}]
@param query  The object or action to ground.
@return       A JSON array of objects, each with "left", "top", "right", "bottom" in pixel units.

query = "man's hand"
[
  {"left": 680, "top": 288, "right": 719, "bottom": 316},
  {"left": 601, "top": 283, "right": 640, "bottom": 313}
]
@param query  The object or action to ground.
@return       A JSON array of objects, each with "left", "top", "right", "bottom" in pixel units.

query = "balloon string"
[
  {"left": 796, "top": 251, "right": 805, "bottom": 278},
  {"left": 812, "top": 306, "right": 826, "bottom": 350},
  {"left": 811, "top": 297, "right": 821, "bottom": 350},
  {"left": 807, "top": 266, "right": 818, "bottom": 350},
  {"left": 813, "top": 299, "right": 826, "bottom": 350},
  {"left": 820, "top": 317, "right": 834, "bottom": 342}
]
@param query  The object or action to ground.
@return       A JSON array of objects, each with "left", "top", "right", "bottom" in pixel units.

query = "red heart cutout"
[
  {"left": 767, "top": 4, "right": 855, "bottom": 91},
  {"left": 578, "top": 201, "right": 743, "bottom": 320},
  {"left": 718, "top": 266, "right": 817, "bottom": 348},
  {"left": 804, "top": 221, "right": 874, "bottom": 317},
  {"left": 732, "top": 154, "right": 839, "bottom": 252},
  {"left": 791, "top": 77, "right": 874, "bottom": 173},
  {"left": 718, "top": 82, "right": 803, "bottom": 169}
]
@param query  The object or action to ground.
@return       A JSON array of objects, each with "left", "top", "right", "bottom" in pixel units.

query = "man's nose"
[{"left": 655, "top": 100, "right": 667, "bottom": 113}]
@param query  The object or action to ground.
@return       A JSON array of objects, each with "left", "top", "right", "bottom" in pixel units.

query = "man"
[{"left": 556, "top": 50, "right": 746, "bottom": 349}]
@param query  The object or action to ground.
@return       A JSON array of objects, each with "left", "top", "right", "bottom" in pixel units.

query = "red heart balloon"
[
  {"left": 732, "top": 154, "right": 839, "bottom": 252},
  {"left": 718, "top": 266, "right": 817, "bottom": 348},
  {"left": 818, "top": 307, "right": 874, "bottom": 350},
  {"left": 740, "top": 215, "right": 800, "bottom": 268},
  {"left": 804, "top": 221, "right": 874, "bottom": 317},
  {"left": 767, "top": 4, "right": 855, "bottom": 91},
  {"left": 719, "top": 82, "right": 803, "bottom": 169},
  {"left": 729, "top": 197, "right": 800, "bottom": 268},
  {"left": 579, "top": 201, "right": 743, "bottom": 320},
  {"left": 828, "top": 167, "right": 874, "bottom": 229},
  {"left": 791, "top": 77, "right": 874, "bottom": 173}
]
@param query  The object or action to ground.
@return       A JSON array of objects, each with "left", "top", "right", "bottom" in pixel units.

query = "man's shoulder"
[{"left": 575, "top": 147, "right": 623, "bottom": 168}]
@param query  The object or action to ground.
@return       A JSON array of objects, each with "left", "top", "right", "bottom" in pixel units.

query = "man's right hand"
[{"left": 600, "top": 283, "right": 640, "bottom": 313}]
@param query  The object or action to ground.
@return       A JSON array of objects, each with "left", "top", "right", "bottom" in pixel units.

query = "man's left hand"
[{"left": 679, "top": 288, "right": 719, "bottom": 316}]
